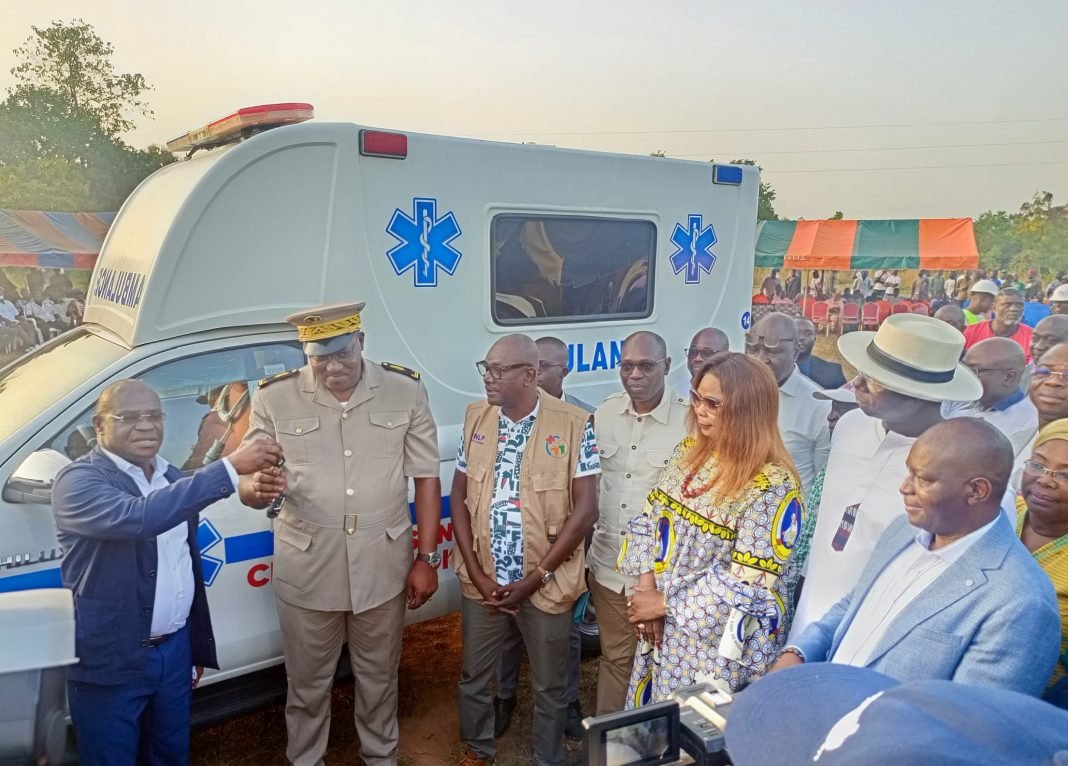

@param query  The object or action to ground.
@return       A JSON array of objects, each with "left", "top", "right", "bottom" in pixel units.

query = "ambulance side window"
[
  {"left": 46, "top": 343, "right": 304, "bottom": 468},
  {"left": 491, "top": 215, "right": 656, "bottom": 324}
]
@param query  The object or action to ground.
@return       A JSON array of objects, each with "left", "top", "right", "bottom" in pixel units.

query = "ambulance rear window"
[{"left": 490, "top": 215, "right": 655, "bottom": 325}]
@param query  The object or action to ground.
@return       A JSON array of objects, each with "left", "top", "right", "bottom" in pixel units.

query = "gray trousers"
[
  {"left": 497, "top": 612, "right": 581, "bottom": 703},
  {"left": 459, "top": 596, "right": 572, "bottom": 766}
]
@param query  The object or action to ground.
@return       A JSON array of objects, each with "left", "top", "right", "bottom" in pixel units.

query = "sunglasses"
[{"left": 689, "top": 387, "right": 724, "bottom": 411}]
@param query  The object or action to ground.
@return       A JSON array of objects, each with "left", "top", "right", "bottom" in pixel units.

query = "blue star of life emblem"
[
  {"left": 197, "top": 519, "right": 224, "bottom": 587},
  {"left": 386, "top": 197, "right": 462, "bottom": 287},
  {"left": 669, "top": 214, "right": 718, "bottom": 284}
]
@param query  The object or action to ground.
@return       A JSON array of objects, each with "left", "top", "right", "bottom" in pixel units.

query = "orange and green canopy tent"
[{"left": 755, "top": 218, "right": 978, "bottom": 271}]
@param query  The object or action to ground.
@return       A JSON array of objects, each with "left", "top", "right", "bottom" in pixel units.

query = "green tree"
[
  {"left": 10, "top": 18, "right": 151, "bottom": 137},
  {"left": 829, "top": 210, "right": 844, "bottom": 220},
  {"left": 725, "top": 158, "right": 778, "bottom": 221},
  {"left": 0, "top": 20, "right": 172, "bottom": 211},
  {"left": 974, "top": 192, "right": 1068, "bottom": 279}
]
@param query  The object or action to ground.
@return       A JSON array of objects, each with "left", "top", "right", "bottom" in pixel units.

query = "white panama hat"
[
  {"left": 837, "top": 313, "right": 981, "bottom": 403},
  {"left": 1052, "top": 284, "right": 1068, "bottom": 302}
]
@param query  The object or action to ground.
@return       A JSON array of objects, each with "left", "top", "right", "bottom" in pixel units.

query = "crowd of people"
[
  {"left": 0, "top": 267, "right": 86, "bottom": 354},
  {"left": 46, "top": 286, "right": 1068, "bottom": 766}
]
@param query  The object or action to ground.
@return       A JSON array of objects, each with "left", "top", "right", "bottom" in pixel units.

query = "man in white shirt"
[
  {"left": 943, "top": 338, "right": 1037, "bottom": 456},
  {"left": 51, "top": 380, "right": 282, "bottom": 766},
  {"left": 674, "top": 327, "right": 729, "bottom": 399},
  {"left": 772, "top": 419, "right": 1060, "bottom": 695},
  {"left": 746, "top": 312, "right": 831, "bottom": 492},
  {"left": 589, "top": 331, "right": 689, "bottom": 714},
  {"left": 789, "top": 314, "right": 981, "bottom": 640}
]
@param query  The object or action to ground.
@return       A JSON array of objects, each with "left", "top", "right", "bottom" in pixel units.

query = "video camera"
[{"left": 582, "top": 682, "right": 737, "bottom": 766}]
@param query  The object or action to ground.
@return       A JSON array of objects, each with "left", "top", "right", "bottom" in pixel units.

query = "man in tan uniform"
[{"left": 239, "top": 301, "right": 441, "bottom": 766}]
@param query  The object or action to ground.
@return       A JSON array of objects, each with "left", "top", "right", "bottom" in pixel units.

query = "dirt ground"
[{"left": 190, "top": 614, "right": 596, "bottom": 766}]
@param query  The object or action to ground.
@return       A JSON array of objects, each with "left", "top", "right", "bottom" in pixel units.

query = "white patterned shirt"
[{"left": 457, "top": 403, "right": 601, "bottom": 585}]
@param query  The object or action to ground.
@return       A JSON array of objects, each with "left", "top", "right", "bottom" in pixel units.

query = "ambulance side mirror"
[{"left": 3, "top": 449, "right": 69, "bottom": 504}]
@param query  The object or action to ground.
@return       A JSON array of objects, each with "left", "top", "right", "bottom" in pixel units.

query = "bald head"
[
  {"left": 490, "top": 334, "right": 539, "bottom": 366},
  {"left": 748, "top": 312, "right": 799, "bottom": 385},
  {"left": 903, "top": 419, "right": 1012, "bottom": 539},
  {"left": 623, "top": 331, "right": 667, "bottom": 359},
  {"left": 534, "top": 336, "right": 570, "bottom": 398},
  {"left": 933, "top": 304, "right": 966, "bottom": 333},
  {"left": 1031, "top": 315, "right": 1068, "bottom": 364},
  {"left": 686, "top": 327, "right": 729, "bottom": 378},
  {"left": 96, "top": 379, "right": 159, "bottom": 416},
  {"left": 963, "top": 337, "right": 1026, "bottom": 407}
]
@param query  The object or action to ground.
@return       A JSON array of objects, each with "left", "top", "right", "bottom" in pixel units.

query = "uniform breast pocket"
[
  {"left": 276, "top": 417, "right": 321, "bottom": 465},
  {"left": 646, "top": 449, "right": 672, "bottom": 477},
  {"left": 369, "top": 411, "right": 410, "bottom": 457}
]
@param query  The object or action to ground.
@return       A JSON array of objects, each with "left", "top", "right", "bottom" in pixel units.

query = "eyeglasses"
[
  {"left": 619, "top": 360, "right": 666, "bottom": 376},
  {"left": 476, "top": 361, "right": 532, "bottom": 380},
  {"left": 1034, "top": 368, "right": 1068, "bottom": 382},
  {"left": 106, "top": 412, "right": 165, "bottom": 426},
  {"left": 309, "top": 347, "right": 358, "bottom": 365},
  {"left": 685, "top": 347, "right": 724, "bottom": 361},
  {"left": 1022, "top": 460, "right": 1068, "bottom": 487},
  {"left": 744, "top": 334, "right": 795, "bottom": 351},
  {"left": 689, "top": 387, "right": 724, "bottom": 412},
  {"left": 537, "top": 361, "right": 567, "bottom": 371},
  {"left": 966, "top": 366, "right": 1014, "bottom": 376}
]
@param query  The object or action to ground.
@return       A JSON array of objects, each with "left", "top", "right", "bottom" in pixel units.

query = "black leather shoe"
[
  {"left": 564, "top": 700, "right": 584, "bottom": 741},
  {"left": 493, "top": 696, "right": 517, "bottom": 738}
]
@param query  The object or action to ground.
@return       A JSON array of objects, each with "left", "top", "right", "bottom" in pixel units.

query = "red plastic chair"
[
  {"left": 840, "top": 302, "right": 861, "bottom": 332},
  {"left": 811, "top": 301, "right": 831, "bottom": 334},
  {"left": 891, "top": 302, "right": 911, "bottom": 314},
  {"left": 911, "top": 302, "right": 930, "bottom": 316},
  {"left": 861, "top": 302, "right": 881, "bottom": 330}
]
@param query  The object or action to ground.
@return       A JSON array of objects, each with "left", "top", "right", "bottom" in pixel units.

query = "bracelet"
[{"left": 780, "top": 646, "right": 806, "bottom": 662}]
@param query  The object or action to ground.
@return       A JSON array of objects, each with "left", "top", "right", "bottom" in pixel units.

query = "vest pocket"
[{"left": 532, "top": 471, "right": 571, "bottom": 526}]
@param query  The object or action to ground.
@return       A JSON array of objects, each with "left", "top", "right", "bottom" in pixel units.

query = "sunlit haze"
[{"left": 3, "top": 0, "right": 1066, "bottom": 219}]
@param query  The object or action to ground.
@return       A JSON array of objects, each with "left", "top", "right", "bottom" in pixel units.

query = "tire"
[{"left": 576, "top": 596, "right": 601, "bottom": 657}]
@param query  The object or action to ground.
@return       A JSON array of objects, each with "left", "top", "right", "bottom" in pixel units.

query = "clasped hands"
[
  {"left": 473, "top": 571, "right": 540, "bottom": 616},
  {"left": 627, "top": 582, "right": 667, "bottom": 647}
]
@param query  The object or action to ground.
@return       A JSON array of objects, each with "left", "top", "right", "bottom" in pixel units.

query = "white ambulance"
[{"left": 0, "top": 104, "right": 758, "bottom": 713}]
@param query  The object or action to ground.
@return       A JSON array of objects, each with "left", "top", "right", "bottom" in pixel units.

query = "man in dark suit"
[
  {"left": 52, "top": 380, "right": 282, "bottom": 766},
  {"left": 795, "top": 317, "right": 848, "bottom": 389}
]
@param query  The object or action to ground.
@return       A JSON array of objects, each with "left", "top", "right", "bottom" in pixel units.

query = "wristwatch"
[
  {"left": 416, "top": 551, "right": 441, "bottom": 567},
  {"left": 536, "top": 566, "right": 555, "bottom": 587}
]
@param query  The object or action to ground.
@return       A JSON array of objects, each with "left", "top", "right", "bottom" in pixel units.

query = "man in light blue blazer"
[{"left": 772, "top": 418, "right": 1060, "bottom": 696}]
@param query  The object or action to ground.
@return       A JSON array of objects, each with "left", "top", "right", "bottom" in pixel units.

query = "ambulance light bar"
[
  {"left": 166, "top": 102, "right": 315, "bottom": 154},
  {"left": 359, "top": 130, "right": 408, "bottom": 159}
]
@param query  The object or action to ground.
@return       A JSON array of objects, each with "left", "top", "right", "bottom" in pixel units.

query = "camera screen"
[{"left": 602, "top": 716, "right": 671, "bottom": 766}]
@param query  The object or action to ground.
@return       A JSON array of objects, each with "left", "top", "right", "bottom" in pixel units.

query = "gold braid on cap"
[{"left": 297, "top": 313, "right": 362, "bottom": 342}]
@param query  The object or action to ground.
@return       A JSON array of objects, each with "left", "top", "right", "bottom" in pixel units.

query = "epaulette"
[
  {"left": 258, "top": 369, "right": 299, "bottom": 388},
  {"left": 381, "top": 362, "right": 420, "bottom": 380}
]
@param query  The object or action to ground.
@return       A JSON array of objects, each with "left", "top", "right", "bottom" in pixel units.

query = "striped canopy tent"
[
  {"left": 755, "top": 218, "right": 978, "bottom": 271},
  {"left": 0, "top": 209, "right": 116, "bottom": 269}
]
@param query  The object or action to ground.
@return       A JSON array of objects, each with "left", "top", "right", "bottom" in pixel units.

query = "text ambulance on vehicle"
[{"left": 0, "top": 103, "right": 758, "bottom": 714}]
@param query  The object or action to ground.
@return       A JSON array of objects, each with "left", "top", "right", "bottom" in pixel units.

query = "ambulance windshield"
[{"left": 0, "top": 329, "right": 126, "bottom": 443}]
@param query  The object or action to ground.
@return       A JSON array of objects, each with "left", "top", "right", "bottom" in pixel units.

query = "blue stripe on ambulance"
[{"left": 0, "top": 498, "right": 454, "bottom": 592}]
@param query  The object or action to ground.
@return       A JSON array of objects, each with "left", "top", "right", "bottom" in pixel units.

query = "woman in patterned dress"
[
  {"left": 1017, "top": 419, "right": 1068, "bottom": 694},
  {"left": 620, "top": 352, "right": 803, "bottom": 706}
]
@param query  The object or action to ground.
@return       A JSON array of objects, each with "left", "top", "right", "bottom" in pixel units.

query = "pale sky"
[{"left": 3, "top": 0, "right": 1067, "bottom": 219}]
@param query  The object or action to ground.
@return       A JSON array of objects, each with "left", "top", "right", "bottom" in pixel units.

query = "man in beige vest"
[
  {"left": 452, "top": 334, "right": 600, "bottom": 766},
  {"left": 589, "top": 331, "right": 689, "bottom": 714},
  {"left": 239, "top": 301, "right": 441, "bottom": 766}
]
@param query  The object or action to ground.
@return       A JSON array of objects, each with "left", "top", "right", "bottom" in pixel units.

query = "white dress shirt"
[
  {"left": 778, "top": 367, "right": 832, "bottom": 493},
  {"left": 943, "top": 391, "right": 1039, "bottom": 457},
  {"left": 831, "top": 517, "right": 998, "bottom": 666},
  {"left": 589, "top": 389, "right": 690, "bottom": 593},
  {"left": 100, "top": 448, "right": 239, "bottom": 637},
  {"left": 789, "top": 409, "right": 917, "bottom": 641}
]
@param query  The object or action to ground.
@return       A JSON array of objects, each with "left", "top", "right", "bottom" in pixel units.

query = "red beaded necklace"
[{"left": 680, "top": 463, "right": 719, "bottom": 499}]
